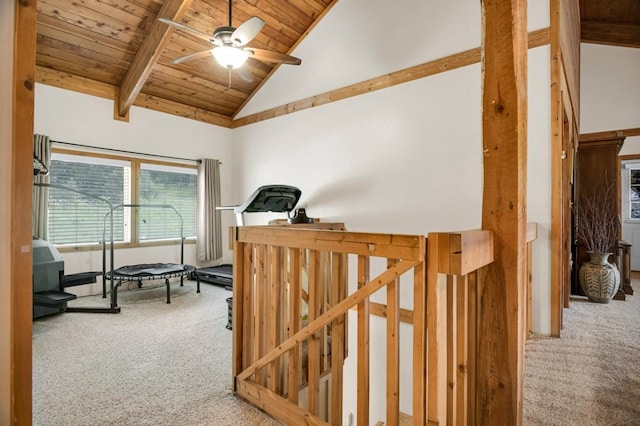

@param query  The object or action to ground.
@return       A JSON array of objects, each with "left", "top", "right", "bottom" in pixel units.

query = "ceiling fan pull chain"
[{"left": 228, "top": 70, "right": 232, "bottom": 89}]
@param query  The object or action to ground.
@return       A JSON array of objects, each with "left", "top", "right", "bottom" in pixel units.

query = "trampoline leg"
[
  {"left": 194, "top": 272, "right": 201, "bottom": 294},
  {"left": 165, "top": 278, "right": 171, "bottom": 304},
  {"left": 111, "top": 281, "right": 120, "bottom": 308}
]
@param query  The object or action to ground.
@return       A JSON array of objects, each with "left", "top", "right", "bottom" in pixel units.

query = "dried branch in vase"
[{"left": 576, "top": 179, "right": 619, "bottom": 254}]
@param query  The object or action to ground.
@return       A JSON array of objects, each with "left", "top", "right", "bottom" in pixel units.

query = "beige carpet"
[
  {"left": 34, "top": 277, "right": 640, "bottom": 425},
  {"left": 32, "top": 280, "right": 279, "bottom": 426},
  {"left": 523, "top": 283, "right": 640, "bottom": 425}
]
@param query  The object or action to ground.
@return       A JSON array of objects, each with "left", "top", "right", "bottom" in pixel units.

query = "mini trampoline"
[{"left": 105, "top": 263, "right": 200, "bottom": 305}]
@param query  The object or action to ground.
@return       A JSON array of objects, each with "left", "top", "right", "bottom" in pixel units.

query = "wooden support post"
[
  {"left": 479, "top": 0, "right": 528, "bottom": 424},
  {"left": 12, "top": 0, "right": 36, "bottom": 423}
]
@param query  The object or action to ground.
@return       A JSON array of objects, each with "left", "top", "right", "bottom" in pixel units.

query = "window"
[
  {"left": 48, "top": 150, "right": 196, "bottom": 247},
  {"left": 630, "top": 169, "right": 640, "bottom": 219},
  {"left": 138, "top": 163, "right": 197, "bottom": 241}
]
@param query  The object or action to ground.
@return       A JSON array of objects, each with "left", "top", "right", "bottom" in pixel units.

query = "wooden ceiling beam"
[
  {"left": 581, "top": 20, "right": 640, "bottom": 48},
  {"left": 580, "top": 127, "right": 640, "bottom": 142},
  {"left": 116, "top": 0, "right": 194, "bottom": 119},
  {"left": 37, "top": 66, "right": 232, "bottom": 128}
]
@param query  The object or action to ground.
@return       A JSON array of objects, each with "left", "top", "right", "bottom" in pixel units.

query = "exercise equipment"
[
  {"left": 32, "top": 238, "right": 102, "bottom": 318},
  {"left": 216, "top": 184, "right": 301, "bottom": 226}
]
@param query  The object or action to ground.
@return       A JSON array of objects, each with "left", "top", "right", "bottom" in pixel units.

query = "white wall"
[
  {"left": 581, "top": 43, "right": 640, "bottom": 156},
  {"left": 528, "top": 45, "right": 553, "bottom": 335},
  {"left": 580, "top": 44, "right": 640, "bottom": 137},
  {"left": 35, "top": 85, "right": 235, "bottom": 294},
  {"left": 0, "top": 0, "right": 15, "bottom": 421}
]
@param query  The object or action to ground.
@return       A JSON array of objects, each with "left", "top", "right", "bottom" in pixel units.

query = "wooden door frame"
[{"left": 11, "top": 0, "right": 36, "bottom": 423}]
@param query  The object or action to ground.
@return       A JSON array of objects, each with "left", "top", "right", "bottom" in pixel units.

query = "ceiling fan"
[{"left": 159, "top": 0, "right": 301, "bottom": 82}]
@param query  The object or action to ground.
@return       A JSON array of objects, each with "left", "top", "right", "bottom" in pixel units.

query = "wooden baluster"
[
  {"left": 277, "top": 246, "right": 287, "bottom": 394},
  {"left": 255, "top": 244, "right": 268, "bottom": 387},
  {"left": 357, "top": 255, "right": 370, "bottom": 426},
  {"left": 242, "top": 243, "right": 255, "bottom": 374},
  {"left": 308, "top": 249, "right": 321, "bottom": 416},
  {"left": 288, "top": 248, "right": 302, "bottom": 404},
  {"left": 267, "top": 245, "right": 277, "bottom": 392},
  {"left": 232, "top": 239, "right": 244, "bottom": 381},
  {"left": 330, "top": 251, "right": 346, "bottom": 425},
  {"left": 412, "top": 258, "right": 427, "bottom": 426},
  {"left": 467, "top": 270, "right": 479, "bottom": 426},
  {"left": 456, "top": 274, "right": 469, "bottom": 426},
  {"left": 426, "top": 234, "right": 448, "bottom": 425},
  {"left": 386, "top": 258, "right": 400, "bottom": 426},
  {"left": 447, "top": 274, "right": 457, "bottom": 425}
]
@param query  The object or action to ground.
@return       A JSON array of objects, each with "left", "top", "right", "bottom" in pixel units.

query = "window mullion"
[{"left": 131, "top": 159, "right": 141, "bottom": 244}]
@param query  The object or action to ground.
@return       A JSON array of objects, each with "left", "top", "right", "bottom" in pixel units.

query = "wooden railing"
[{"left": 231, "top": 224, "right": 537, "bottom": 425}]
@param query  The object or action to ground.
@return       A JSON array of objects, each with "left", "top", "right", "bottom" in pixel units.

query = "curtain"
[
  {"left": 33, "top": 134, "right": 51, "bottom": 239},
  {"left": 196, "top": 158, "right": 222, "bottom": 263}
]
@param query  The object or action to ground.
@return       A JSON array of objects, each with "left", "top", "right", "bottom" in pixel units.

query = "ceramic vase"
[{"left": 578, "top": 252, "right": 620, "bottom": 303}]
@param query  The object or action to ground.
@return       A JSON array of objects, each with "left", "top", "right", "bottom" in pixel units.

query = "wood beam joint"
[{"left": 116, "top": 0, "right": 194, "bottom": 119}]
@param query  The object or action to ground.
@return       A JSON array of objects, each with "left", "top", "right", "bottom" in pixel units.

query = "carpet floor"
[
  {"left": 33, "top": 277, "right": 640, "bottom": 425},
  {"left": 523, "top": 283, "right": 640, "bottom": 425},
  {"left": 33, "top": 280, "right": 279, "bottom": 425}
]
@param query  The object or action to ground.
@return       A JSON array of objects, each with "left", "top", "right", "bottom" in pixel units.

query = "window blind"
[
  {"left": 138, "top": 163, "right": 197, "bottom": 241},
  {"left": 48, "top": 154, "right": 131, "bottom": 245}
]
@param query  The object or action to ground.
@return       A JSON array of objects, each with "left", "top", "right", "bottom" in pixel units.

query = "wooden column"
[
  {"left": 12, "top": 0, "right": 36, "bottom": 423},
  {"left": 479, "top": 0, "right": 528, "bottom": 424}
]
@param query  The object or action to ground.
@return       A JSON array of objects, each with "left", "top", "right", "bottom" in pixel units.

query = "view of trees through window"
[
  {"left": 48, "top": 151, "right": 196, "bottom": 246},
  {"left": 49, "top": 158, "right": 128, "bottom": 245},
  {"left": 138, "top": 167, "right": 196, "bottom": 240}
]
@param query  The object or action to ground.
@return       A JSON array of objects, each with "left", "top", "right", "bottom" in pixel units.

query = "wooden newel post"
[{"left": 479, "top": 0, "right": 528, "bottom": 425}]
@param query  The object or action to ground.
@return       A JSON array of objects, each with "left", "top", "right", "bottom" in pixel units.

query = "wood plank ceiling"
[
  {"left": 34, "top": 0, "right": 638, "bottom": 128},
  {"left": 35, "top": 0, "right": 334, "bottom": 126},
  {"left": 579, "top": 0, "right": 640, "bottom": 48}
]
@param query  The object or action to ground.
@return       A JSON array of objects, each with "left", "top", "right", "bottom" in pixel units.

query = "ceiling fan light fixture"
[{"left": 212, "top": 46, "right": 249, "bottom": 69}]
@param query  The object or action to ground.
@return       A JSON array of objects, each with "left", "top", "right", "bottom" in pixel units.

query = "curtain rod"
[{"left": 51, "top": 140, "right": 210, "bottom": 164}]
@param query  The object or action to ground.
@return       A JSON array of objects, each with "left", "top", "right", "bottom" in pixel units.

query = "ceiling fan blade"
[
  {"left": 158, "top": 17, "right": 215, "bottom": 44},
  {"left": 171, "top": 49, "right": 213, "bottom": 65},
  {"left": 236, "top": 67, "right": 254, "bottom": 83},
  {"left": 232, "top": 17, "right": 265, "bottom": 46},
  {"left": 245, "top": 48, "right": 302, "bottom": 65}
]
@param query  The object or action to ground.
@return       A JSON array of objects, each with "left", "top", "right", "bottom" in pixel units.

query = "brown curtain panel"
[{"left": 196, "top": 158, "right": 222, "bottom": 263}]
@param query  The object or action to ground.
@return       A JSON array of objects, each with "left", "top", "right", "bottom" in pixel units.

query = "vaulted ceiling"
[
  {"left": 36, "top": 0, "right": 336, "bottom": 127},
  {"left": 35, "top": 0, "right": 639, "bottom": 128}
]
